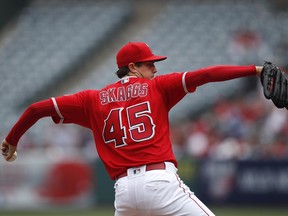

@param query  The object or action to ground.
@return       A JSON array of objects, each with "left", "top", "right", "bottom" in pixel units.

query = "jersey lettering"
[
  {"left": 100, "top": 83, "right": 148, "bottom": 105},
  {"left": 102, "top": 102, "right": 155, "bottom": 148},
  {"left": 107, "top": 88, "right": 117, "bottom": 102},
  {"left": 117, "top": 86, "right": 126, "bottom": 101}
]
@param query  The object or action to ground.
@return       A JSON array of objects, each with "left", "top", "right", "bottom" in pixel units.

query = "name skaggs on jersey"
[{"left": 100, "top": 83, "right": 148, "bottom": 105}]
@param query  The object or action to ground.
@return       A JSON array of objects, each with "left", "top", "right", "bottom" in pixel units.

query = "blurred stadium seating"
[
  {"left": 0, "top": 0, "right": 132, "bottom": 131},
  {"left": 1, "top": 0, "right": 288, "bottom": 130}
]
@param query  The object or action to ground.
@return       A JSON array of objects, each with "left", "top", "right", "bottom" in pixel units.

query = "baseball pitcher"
[{"left": 2, "top": 42, "right": 282, "bottom": 216}]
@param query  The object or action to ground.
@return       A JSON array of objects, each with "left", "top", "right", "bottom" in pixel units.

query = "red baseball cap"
[{"left": 116, "top": 42, "right": 167, "bottom": 68}]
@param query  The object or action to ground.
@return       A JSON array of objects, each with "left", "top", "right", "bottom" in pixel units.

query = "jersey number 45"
[{"left": 102, "top": 102, "right": 156, "bottom": 148}]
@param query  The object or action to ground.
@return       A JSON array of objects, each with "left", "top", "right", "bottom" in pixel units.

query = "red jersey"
[
  {"left": 5, "top": 65, "right": 257, "bottom": 180},
  {"left": 51, "top": 73, "right": 194, "bottom": 179}
]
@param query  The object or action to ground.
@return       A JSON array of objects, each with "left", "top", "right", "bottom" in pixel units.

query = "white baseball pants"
[{"left": 114, "top": 162, "right": 215, "bottom": 216}]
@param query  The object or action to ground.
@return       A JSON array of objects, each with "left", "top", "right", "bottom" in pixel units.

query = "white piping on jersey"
[
  {"left": 51, "top": 97, "right": 64, "bottom": 124},
  {"left": 182, "top": 72, "right": 189, "bottom": 94}
]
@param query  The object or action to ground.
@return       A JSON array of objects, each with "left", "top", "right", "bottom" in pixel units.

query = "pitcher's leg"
[
  {"left": 169, "top": 173, "right": 216, "bottom": 216},
  {"left": 114, "top": 178, "right": 139, "bottom": 216},
  {"left": 144, "top": 171, "right": 215, "bottom": 216}
]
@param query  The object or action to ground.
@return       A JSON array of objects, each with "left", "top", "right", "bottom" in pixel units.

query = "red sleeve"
[
  {"left": 185, "top": 65, "right": 257, "bottom": 90},
  {"left": 155, "top": 65, "right": 256, "bottom": 110},
  {"left": 6, "top": 99, "right": 57, "bottom": 146},
  {"left": 6, "top": 90, "right": 94, "bottom": 146},
  {"left": 51, "top": 91, "right": 92, "bottom": 128},
  {"left": 155, "top": 73, "right": 189, "bottom": 110}
]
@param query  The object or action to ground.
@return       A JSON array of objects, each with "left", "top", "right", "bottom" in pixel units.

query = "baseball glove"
[{"left": 260, "top": 61, "right": 288, "bottom": 109}]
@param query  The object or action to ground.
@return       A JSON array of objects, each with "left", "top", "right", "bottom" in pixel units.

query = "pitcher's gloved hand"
[{"left": 260, "top": 61, "right": 288, "bottom": 109}]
